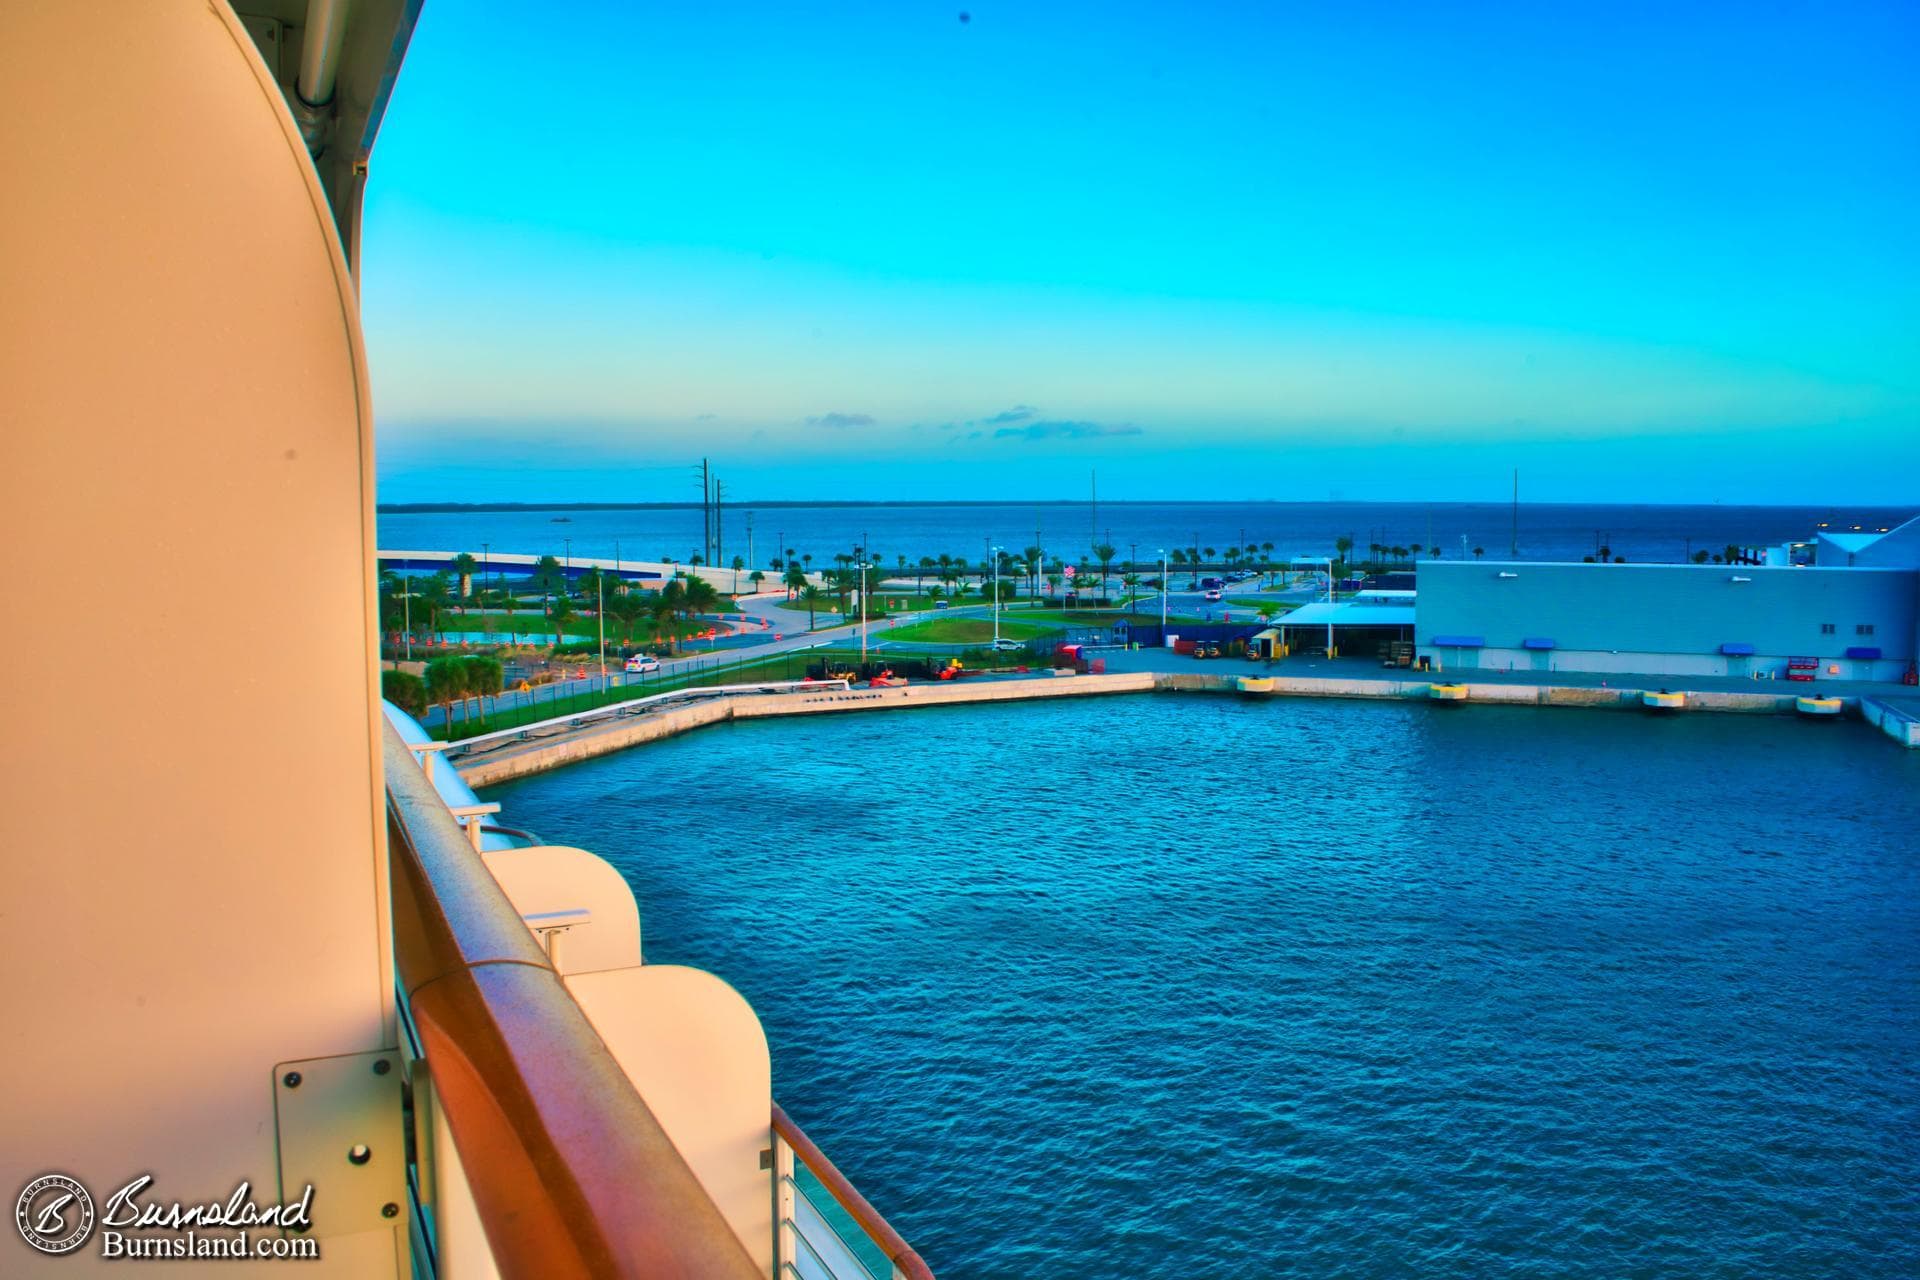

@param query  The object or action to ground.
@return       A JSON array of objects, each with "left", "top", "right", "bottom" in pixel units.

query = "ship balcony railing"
[
  {"left": 386, "top": 722, "right": 933, "bottom": 1278},
  {"left": 772, "top": 1104, "right": 932, "bottom": 1280},
  {"left": 384, "top": 723, "right": 762, "bottom": 1278}
]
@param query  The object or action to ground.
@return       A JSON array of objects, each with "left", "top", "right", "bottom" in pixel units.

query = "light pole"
[
  {"left": 859, "top": 561, "right": 871, "bottom": 664},
  {"left": 596, "top": 570, "right": 607, "bottom": 689},
  {"left": 402, "top": 580, "right": 412, "bottom": 661},
  {"left": 481, "top": 541, "right": 490, "bottom": 642},
  {"left": 990, "top": 544, "right": 1003, "bottom": 647},
  {"left": 1158, "top": 549, "right": 1168, "bottom": 636}
]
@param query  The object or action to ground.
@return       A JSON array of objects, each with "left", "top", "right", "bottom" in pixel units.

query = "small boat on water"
[
  {"left": 1236, "top": 676, "right": 1275, "bottom": 695},
  {"left": 1642, "top": 689, "right": 1686, "bottom": 712},
  {"left": 1428, "top": 682, "right": 1469, "bottom": 702},
  {"left": 1795, "top": 695, "right": 1844, "bottom": 718}
]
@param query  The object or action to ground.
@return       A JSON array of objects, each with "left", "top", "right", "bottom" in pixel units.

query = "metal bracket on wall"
[{"left": 273, "top": 1049, "right": 407, "bottom": 1238}]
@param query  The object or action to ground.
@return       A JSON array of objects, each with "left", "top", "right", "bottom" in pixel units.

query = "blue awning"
[
  {"left": 1720, "top": 642, "right": 1756, "bottom": 656},
  {"left": 1430, "top": 634, "right": 1484, "bottom": 648},
  {"left": 1521, "top": 637, "right": 1556, "bottom": 650},
  {"left": 1845, "top": 646, "right": 1882, "bottom": 660}
]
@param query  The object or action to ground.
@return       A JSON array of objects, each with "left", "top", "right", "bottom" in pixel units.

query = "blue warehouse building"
[{"left": 1415, "top": 515, "right": 1920, "bottom": 683}]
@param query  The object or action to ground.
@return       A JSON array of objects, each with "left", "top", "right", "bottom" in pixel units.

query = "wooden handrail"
[
  {"left": 386, "top": 724, "right": 760, "bottom": 1280},
  {"left": 773, "top": 1103, "right": 934, "bottom": 1280}
]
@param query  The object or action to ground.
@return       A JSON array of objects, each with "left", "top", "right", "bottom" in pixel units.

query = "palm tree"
[
  {"left": 798, "top": 584, "right": 826, "bottom": 629},
  {"left": 1261, "top": 541, "right": 1274, "bottom": 582},
  {"left": 1123, "top": 572, "right": 1141, "bottom": 612},
  {"left": 748, "top": 569, "right": 766, "bottom": 593},
  {"left": 417, "top": 573, "right": 452, "bottom": 638},
  {"left": 783, "top": 564, "right": 807, "bottom": 598},
  {"left": 1335, "top": 535, "right": 1354, "bottom": 568},
  {"left": 1093, "top": 543, "right": 1117, "bottom": 596},
  {"left": 450, "top": 553, "right": 478, "bottom": 602},
  {"left": 608, "top": 592, "right": 646, "bottom": 643},
  {"left": 1022, "top": 546, "right": 1042, "bottom": 600},
  {"left": 1473, "top": 546, "right": 1485, "bottom": 559},
  {"left": 531, "top": 555, "right": 565, "bottom": 595},
  {"left": 424, "top": 656, "right": 469, "bottom": 732},
  {"left": 916, "top": 556, "right": 935, "bottom": 595},
  {"left": 730, "top": 555, "right": 745, "bottom": 592},
  {"left": 681, "top": 574, "right": 720, "bottom": 620},
  {"left": 1429, "top": 546, "right": 1441, "bottom": 559},
  {"left": 547, "top": 595, "right": 576, "bottom": 649},
  {"left": 655, "top": 579, "right": 687, "bottom": 651}
]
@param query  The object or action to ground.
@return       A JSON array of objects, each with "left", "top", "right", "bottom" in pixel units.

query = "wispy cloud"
[
  {"left": 805, "top": 411, "right": 876, "bottom": 428},
  {"left": 694, "top": 412, "right": 718, "bottom": 421},
  {"left": 983, "top": 404, "right": 1037, "bottom": 426},
  {"left": 994, "top": 419, "right": 1144, "bottom": 441}
]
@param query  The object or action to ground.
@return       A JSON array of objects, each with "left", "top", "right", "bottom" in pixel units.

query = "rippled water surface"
[{"left": 487, "top": 698, "right": 1920, "bottom": 1278}]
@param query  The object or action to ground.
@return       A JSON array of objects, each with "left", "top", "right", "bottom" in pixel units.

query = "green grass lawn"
[
  {"left": 881, "top": 615, "right": 1054, "bottom": 644},
  {"left": 408, "top": 611, "right": 737, "bottom": 643},
  {"left": 430, "top": 648, "right": 879, "bottom": 740}
]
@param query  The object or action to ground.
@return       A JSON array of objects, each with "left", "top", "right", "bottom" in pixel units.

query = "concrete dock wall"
[
  {"left": 459, "top": 667, "right": 1900, "bottom": 789},
  {"left": 1861, "top": 696, "right": 1920, "bottom": 748},
  {"left": 459, "top": 672, "right": 1156, "bottom": 786},
  {"left": 1155, "top": 672, "right": 1810, "bottom": 714}
]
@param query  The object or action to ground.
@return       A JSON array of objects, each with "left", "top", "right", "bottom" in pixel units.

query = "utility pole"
[
  {"left": 746, "top": 511, "right": 754, "bottom": 577},
  {"left": 714, "top": 477, "right": 725, "bottom": 566}
]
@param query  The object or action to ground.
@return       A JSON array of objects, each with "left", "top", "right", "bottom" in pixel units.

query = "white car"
[
  {"left": 990, "top": 638, "right": 1024, "bottom": 652},
  {"left": 1204, "top": 589, "right": 1223, "bottom": 602},
  {"left": 624, "top": 654, "right": 661, "bottom": 674}
]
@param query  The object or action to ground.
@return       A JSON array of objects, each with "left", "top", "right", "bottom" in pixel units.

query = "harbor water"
[{"left": 487, "top": 696, "right": 1920, "bottom": 1278}]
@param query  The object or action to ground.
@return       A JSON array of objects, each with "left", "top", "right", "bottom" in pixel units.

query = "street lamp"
[
  {"left": 1158, "top": 549, "right": 1168, "bottom": 636},
  {"left": 990, "top": 544, "right": 1003, "bottom": 647},
  {"left": 481, "top": 541, "right": 490, "bottom": 643},
  {"left": 858, "top": 561, "right": 872, "bottom": 664}
]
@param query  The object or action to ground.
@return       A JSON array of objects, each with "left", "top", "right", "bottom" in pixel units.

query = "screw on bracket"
[
  {"left": 381, "top": 1203, "right": 399, "bottom": 1219},
  {"left": 372, "top": 1058, "right": 392, "bottom": 1076},
  {"left": 282, "top": 1071, "right": 302, "bottom": 1089}
]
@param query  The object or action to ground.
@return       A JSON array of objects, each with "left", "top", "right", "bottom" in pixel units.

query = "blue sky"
[{"left": 361, "top": 1, "right": 1918, "bottom": 504}]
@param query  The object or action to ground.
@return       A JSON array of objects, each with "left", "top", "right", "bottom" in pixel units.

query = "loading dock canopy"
[
  {"left": 1720, "top": 642, "right": 1757, "bottom": 656},
  {"left": 1521, "top": 637, "right": 1557, "bottom": 650},
  {"left": 1280, "top": 601, "right": 1415, "bottom": 628},
  {"left": 1429, "top": 634, "right": 1484, "bottom": 648},
  {"left": 1845, "top": 646, "right": 1882, "bottom": 660}
]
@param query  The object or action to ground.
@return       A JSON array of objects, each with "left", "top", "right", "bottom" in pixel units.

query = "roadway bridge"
[{"left": 380, "top": 548, "right": 754, "bottom": 591}]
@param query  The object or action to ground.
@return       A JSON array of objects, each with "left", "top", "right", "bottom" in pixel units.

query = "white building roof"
[{"left": 1279, "top": 601, "right": 1416, "bottom": 628}]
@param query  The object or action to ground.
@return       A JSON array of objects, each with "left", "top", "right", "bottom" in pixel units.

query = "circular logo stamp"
[{"left": 15, "top": 1174, "right": 95, "bottom": 1256}]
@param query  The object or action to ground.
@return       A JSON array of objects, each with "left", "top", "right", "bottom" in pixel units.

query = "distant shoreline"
[{"left": 376, "top": 498, "right": 1845, "bottom": 515}]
